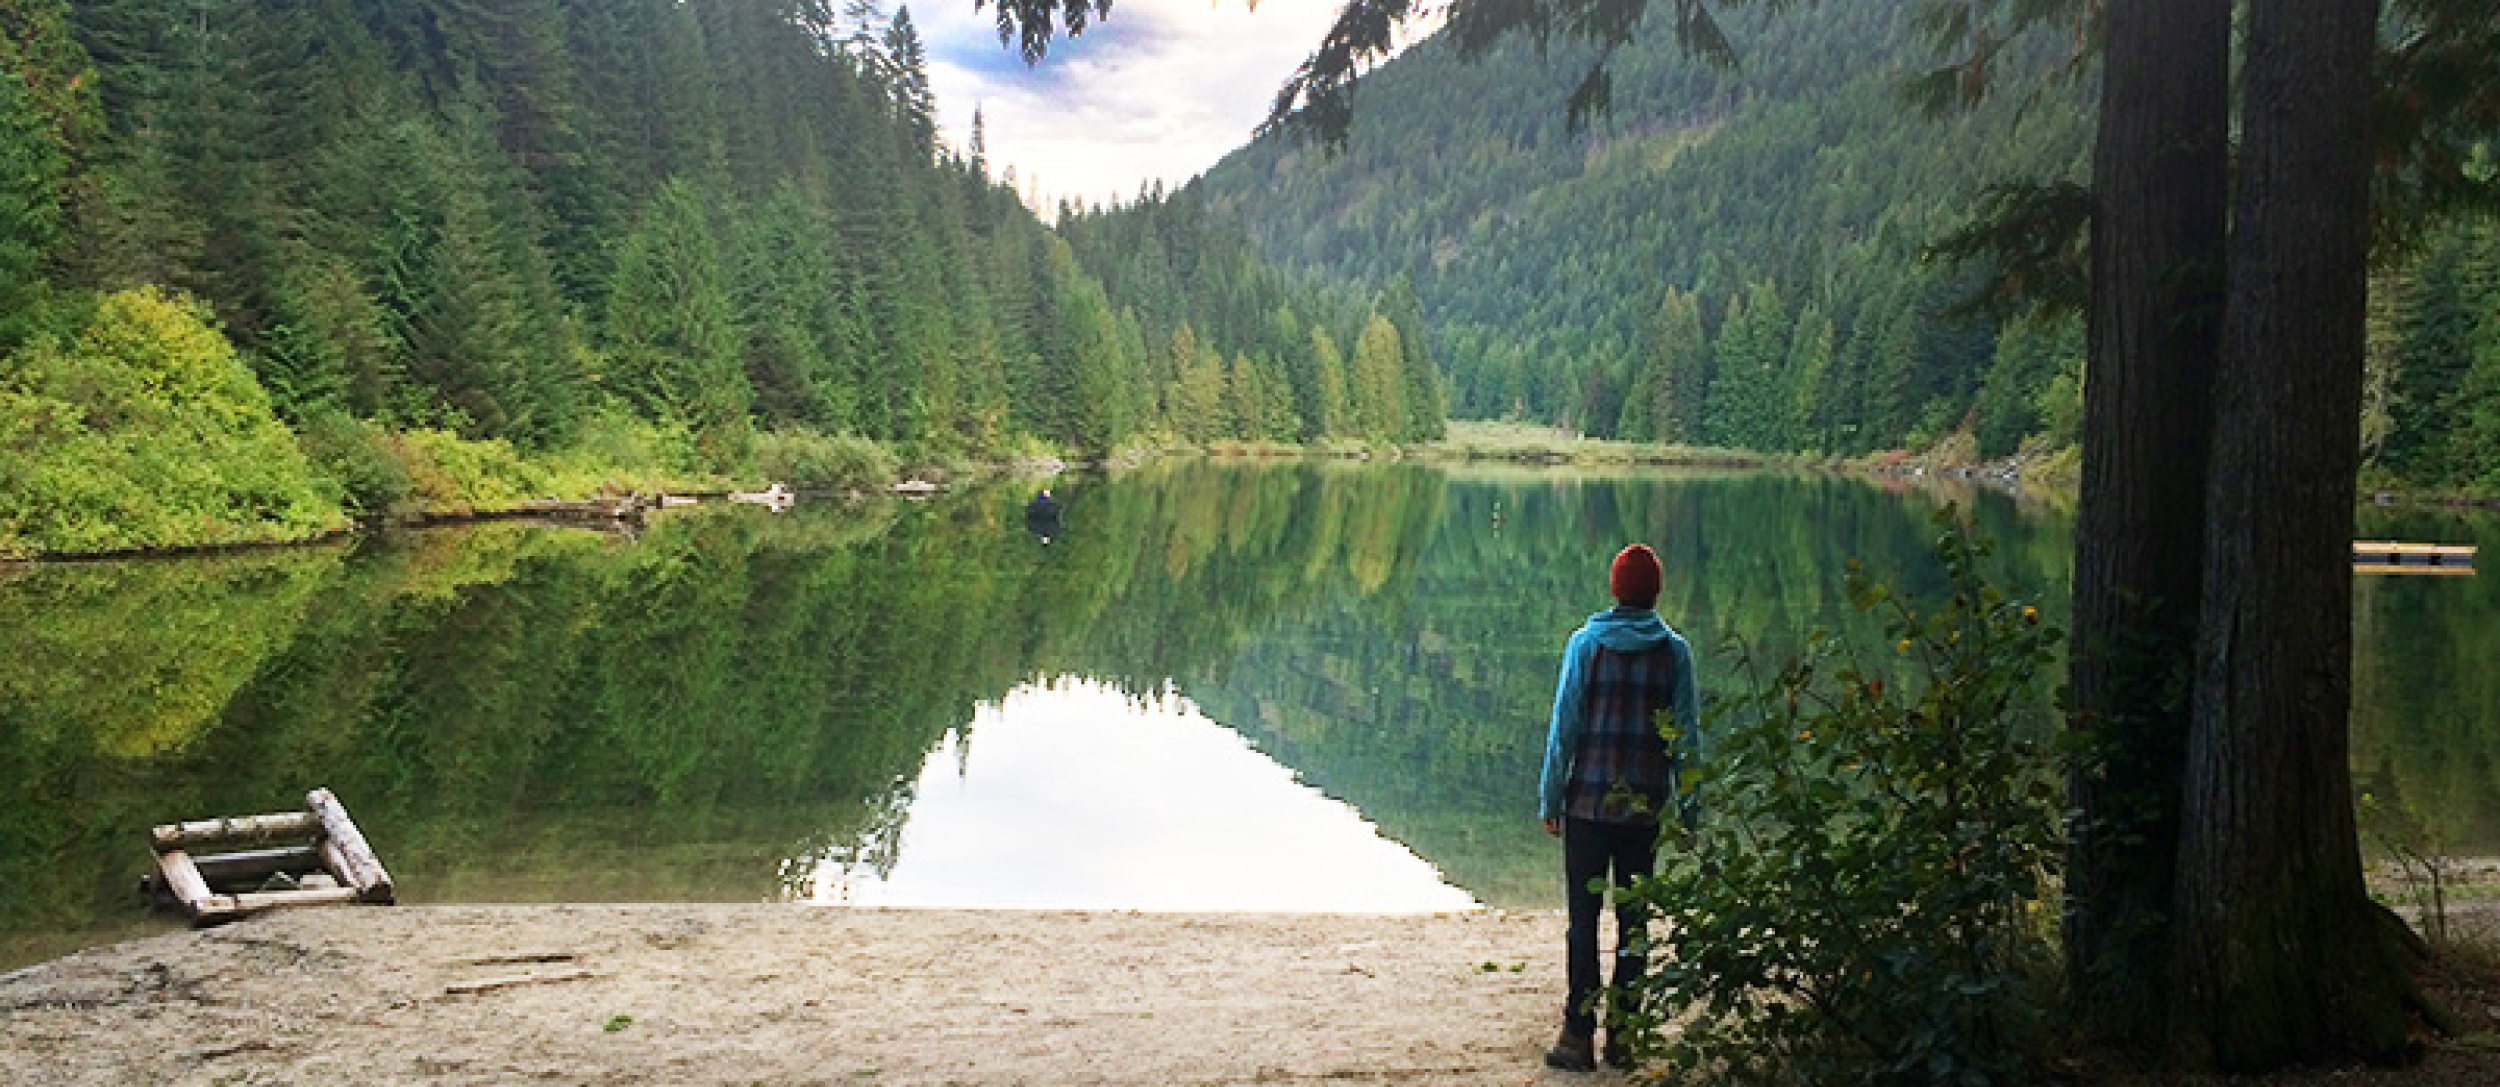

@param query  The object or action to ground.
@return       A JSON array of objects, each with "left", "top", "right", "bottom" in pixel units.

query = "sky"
[{"left": 903, "top": 0, "right": 1397, "bottom": 211}]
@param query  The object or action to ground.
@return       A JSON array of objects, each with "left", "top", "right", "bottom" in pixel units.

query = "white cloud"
[{"left": 907, "top": 0, "right": 1377, "bottom": 210}]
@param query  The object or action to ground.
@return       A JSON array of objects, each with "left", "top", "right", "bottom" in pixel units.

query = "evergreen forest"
[
  {"left": 0, "top": 0, "right": 1444, "bottom": 558},
  {"left": 1193, "top": 0, "right": 2500, "bottom": 489}
]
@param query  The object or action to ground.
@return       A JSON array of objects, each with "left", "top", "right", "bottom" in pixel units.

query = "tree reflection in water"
[{"left": 2, "top": 463, "right": 2490, "bottom": 970}]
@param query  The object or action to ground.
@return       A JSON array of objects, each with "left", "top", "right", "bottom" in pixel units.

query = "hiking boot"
[
  {"left": 1543, "top": 1028, "right": 1596, "bottom": 1072},
  {"left": 1602, "top": 1036, "right": 1634, "bottom": 1070}
]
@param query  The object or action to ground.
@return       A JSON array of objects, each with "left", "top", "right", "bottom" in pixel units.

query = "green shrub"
[
  {"left": 566, "top": 409, "right": 703, "bottom": 475},
  {"left": 1612, "top": 508, "right": 2066, "bottom": 1086},
  {"left": 0, "top": 288, "right": 347, "bottom": 555},
  {"left": 750, "top": 428, "right": 897, "bottom": 490},
  {"left": 525, "top": 408, "right": 737, "bottom": 499},
  {"left": 383, "top": 427, "right": 543, "bottom": 515},
  {"left": 300, "top": 406, "right": 756, "bottom": 520},
  {"left": 296, "top": 408, "right": 415, "bottom": 518}
]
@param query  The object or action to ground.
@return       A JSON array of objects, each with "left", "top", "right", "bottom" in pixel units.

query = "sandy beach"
[
  {"left": 1, "top": 905, "right": 1605, "bottom": 1087},
  {"left": 8, "top": 902, "right": 2497, "bottom": 1086}
]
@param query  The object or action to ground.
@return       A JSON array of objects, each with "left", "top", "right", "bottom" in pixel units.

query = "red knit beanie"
[{"left": 1610, "top": 544, "right": 1662, "bottom": 607}]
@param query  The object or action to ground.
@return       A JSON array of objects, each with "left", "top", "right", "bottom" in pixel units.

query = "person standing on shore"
[{"left": 1536, "top": 543, "right": 1700, "bottom": 1072}]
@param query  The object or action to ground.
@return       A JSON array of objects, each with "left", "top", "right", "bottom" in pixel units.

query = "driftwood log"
[
  {"left": 154, "top": 850, "right": 215, "bottom": 909},
  {"left": 151, "top": 812, "right": 320, "bottom": 852},
  {"left": 308, "top": 788, "right": 394, "bottom": 903}
]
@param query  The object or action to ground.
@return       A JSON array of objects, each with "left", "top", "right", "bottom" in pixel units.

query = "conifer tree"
[
  {"left": 1703, "top": 283, "right": 1793, "bottom": 452},
  {"left": 1059, "top": 253, "right": 1141, "bottom": 451},
  {"left": 838, "top": 0, "right": 890, "bottom": 65},
  {"left": 2447, "top": 327, "right": 2500, "bottom": 489},
  {"left": 2382, "top": 221, "right": 2498, "bottom": 477},
  {"left": 605, "top": 177, "right": 752, "bottom": 462},
  {"left": 9, "top": 0, "right": 1414, "bottom": 491},
  {"left": 0, "top": 0, "right": 98, "bottom": 154},
  {"left": 882, "top": 6, "right": 936, "bottom": 157},
  {"left": 1308, "top": 325, "right": 1350, "bottom": 439},
  {"left": 1224, "top": 352, "right": 1265, "bottom": 442},
  {"left": 732, "top": 184, "right": 850, "bottom": 429},
  {"left": 1854, "top": 286, "right": 1922, "bottom": 447},
  {"left": 1380, "top": 277, "right": 1445, "bottom": 441},
  {"left": 1349, "top": 312, "right": 1407, "bottom": 440},
  {"left": 1655, "top": 288, "right": 1712, "bottom": 444},
  {"left": 0, "top": 0, "right": 94, "bottom": 327},
  {"left": 0, "top": 74, "right": 66, "bottom": 328},
  {"left": 1163, "top": 323, "right": 1227, "bottom": 442},
  {"left": 970, "top": 105, "right": 988, "bottom": 179},
  {"left": 1786, "top": 304, "right": 1836, "bottom": 452},
  {"left": 1974, "top": 314, "right": 2083, "bottom": 458}
]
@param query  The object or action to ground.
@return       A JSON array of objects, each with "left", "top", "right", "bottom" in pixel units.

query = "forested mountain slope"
[
  {"left": 1194, "top": 0, "right": 2092, "bottom": 455},
  {"left": 1192, "top": 0, "right": 2500, "bottom": 487},
  {"left": 0, "top": 0, "right": 1440, "bottom": 557}
]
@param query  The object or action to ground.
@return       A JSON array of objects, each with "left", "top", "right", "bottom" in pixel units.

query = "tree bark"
[
  {"left": 2175, "top": 0, "right": 2414, "bottom": 1069},
  {"left": 2064, "top": 0, "right": 2228, "bottom": 1048}
]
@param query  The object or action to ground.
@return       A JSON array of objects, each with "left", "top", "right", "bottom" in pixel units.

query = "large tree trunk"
[
  {"left": 2173, "top": 0, "right": 2414, "bottom": 1069},
  {"left": 2064, "top": 0, "right": 2228, "bottom": 1048}
]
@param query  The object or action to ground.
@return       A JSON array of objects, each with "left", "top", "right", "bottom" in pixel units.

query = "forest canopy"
[{"left": 0, "top": 0, "right": 1444, "bottom": 557}]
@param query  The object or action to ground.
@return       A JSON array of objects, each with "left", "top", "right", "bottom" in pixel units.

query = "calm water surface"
[{"left": 3, "top": 463, "right": 2493, "bottom": 969}]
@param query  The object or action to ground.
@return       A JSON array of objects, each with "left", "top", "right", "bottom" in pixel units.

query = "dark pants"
[{"left": 1563, "top": 817, "right": 1659, "bottom": 1036}]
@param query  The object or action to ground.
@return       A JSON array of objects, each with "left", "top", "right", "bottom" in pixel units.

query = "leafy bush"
[
  {"left": 302, "top": 408, "right": 857, "bottom": 522},
  {"left": 1612, "top": 508, "right": 2066, "bottom": 1085},
  {"left": 539, "top": 409, "right": 711, "bottom": 494},
  {"left": 750, "top": 428, "right": 897, "bottom": 490},
  {"left": 0, "top": 288, "right": 347, "bottom": 556},
  {"left": 381, "top": 427, "right": 545, "bottom": 515},
  {"left": 295, "top": 408, "right": 415, "bottom": 518}
]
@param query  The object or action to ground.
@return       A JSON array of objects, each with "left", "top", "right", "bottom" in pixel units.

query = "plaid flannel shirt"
[{"left": 1562, "top": 644, "right": 1682, "bottom": 825}]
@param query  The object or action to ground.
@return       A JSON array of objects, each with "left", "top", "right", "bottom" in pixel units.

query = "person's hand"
[{"left": 1542, "top": 817, "right": 1562, "bottom": 838}]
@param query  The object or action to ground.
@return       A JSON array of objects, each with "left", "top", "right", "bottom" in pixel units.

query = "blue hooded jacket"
[{"left": 1537, "top": 606, "right": 1701, "bottom": 823}]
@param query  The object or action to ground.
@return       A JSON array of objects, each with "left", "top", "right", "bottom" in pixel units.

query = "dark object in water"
[{"left": 1025, "top": 490, "right": 1062, "bottom": 544}]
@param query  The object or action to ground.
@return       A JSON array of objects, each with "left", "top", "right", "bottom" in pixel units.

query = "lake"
[{"left": 4, "top": 462, "right": 2494, "bottom": 971}]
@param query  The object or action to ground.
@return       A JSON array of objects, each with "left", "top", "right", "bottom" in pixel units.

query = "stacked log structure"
[{"left": 148, "top": 788, "right": 396, "bottom": 926}]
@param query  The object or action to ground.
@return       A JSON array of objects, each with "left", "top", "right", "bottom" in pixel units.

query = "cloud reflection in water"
[{"left": 798, "top": 677, "right": 1478, "bottom": 913}]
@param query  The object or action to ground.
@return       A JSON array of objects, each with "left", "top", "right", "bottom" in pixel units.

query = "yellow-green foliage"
[
  {"left": 2021, "top": 441, "right": 2082, "bottom": 486},
  {"left": 0, "top": 288, "right": 347, "bottom": 557},
  {"left": 383, "top": 428, "right": 545, "bottom": 515},
  {"left": 0, "top": 546, "right": 344, "bottom": 757},
  {"left": 749, "top": 428, "right": 897, "bottom": 489},
  {"left": 1425, "top": 419, "right": 1749, "bottom": 465},
  {"left": 301, "top": 409, "right": 743, "bottom": 520}
]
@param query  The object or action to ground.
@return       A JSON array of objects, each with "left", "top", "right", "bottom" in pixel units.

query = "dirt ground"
[
  {"left": 1, "top": 905, "right": 1612, "bottom": 1087},
  {"left": 4, "top": 903, "right": 2496, "bottom": 1087}
]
